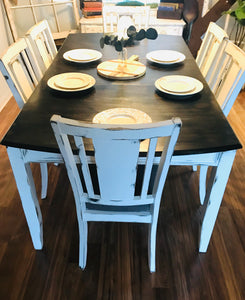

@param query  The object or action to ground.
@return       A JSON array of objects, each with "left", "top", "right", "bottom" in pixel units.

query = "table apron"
[{"left": 8, "top": 147, "right": 221, "bottom": 166}]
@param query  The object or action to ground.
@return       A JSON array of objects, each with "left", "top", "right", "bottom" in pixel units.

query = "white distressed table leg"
[
  {"left": 199, "top": 150, "right": 236, "bottom": 252},
  {"left": 7, "top": 147, "right": 43, "bottom": 249}
]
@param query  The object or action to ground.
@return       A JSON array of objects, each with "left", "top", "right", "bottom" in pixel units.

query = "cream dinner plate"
[
  {"left": 47, "top": 73, "right": 96, "bottom": 92},
  {"left": 155, "top": 75, "right": 203, "bottom": 96},
  {"left": 92, "top": 108, "right": 152, "bottom": 124},
  {"left": 146, "top": 50, "right": 185, "bottom": 65},
  {"left": 54, "top": 73, "right": 90, "bottom": 90},
  {"left": 159, "top": 75, "right": 196, "bottom": 93},
  {"left": 63, "top": 49, "right": 102, "bottom": 63}
]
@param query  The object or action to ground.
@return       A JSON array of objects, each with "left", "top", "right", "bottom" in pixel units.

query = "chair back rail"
[
  {"left": 25, "top": 20, "right": 57, "bottom": 73},
  {"left": 0, "top": 38, "right": 42, "bottom": 106},
  {"left": 196, "top": 22, "right": 228, "bottom": 78},
  {"left": 206, "top": 39, "right": 245, "bottom": 117},
  {"left": 102, "top": 6, "right": 150, "bottom": 34}
]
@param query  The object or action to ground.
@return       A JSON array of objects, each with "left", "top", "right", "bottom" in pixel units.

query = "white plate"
[
  {"left": 159, "top": 75, "right": 196, "bottom": 93},
  {"left": 54, "top": 73, "right": 90, "bottom": 90},
  {"left": 155, "top": 75, "right": 203, "bottom": 96},
  {"left": 92, "top": 108, "right": 152, "bottom": 124},
  {"left": 63, "top": 49, "right": 102, "bottom": 63},
  {"left": 47, "top": 73, "right": 96, "bottom": 92},
  {"left": 146, "top": 50, "right": 185, "bottom": 65}
]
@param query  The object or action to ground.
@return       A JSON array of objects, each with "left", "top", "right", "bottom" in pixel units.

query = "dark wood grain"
[
  {"left": 0, "top": 34, "right": 241, "bottom": 156},
  {"left": 0, "top": 91, "right": 244, "bottom": 300}
]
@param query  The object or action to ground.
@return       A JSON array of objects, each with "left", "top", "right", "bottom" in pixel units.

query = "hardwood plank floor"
[{"left": 0, "top": 93, "right": 244, "bottom": 300}]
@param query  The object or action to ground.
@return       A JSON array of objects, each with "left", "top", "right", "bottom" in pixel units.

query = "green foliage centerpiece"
[
  {"left": 100, "top": 26, "right": 158, "bottom": 50},
  {"left": 100, "top": 26, "right": 158, "bottom": 66}
]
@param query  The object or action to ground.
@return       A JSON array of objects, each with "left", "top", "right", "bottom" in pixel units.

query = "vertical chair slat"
[{"left": 140, "top": 138, "right": 158, "bottom": 200}]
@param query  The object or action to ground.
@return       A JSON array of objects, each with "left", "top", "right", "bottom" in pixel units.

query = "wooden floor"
[{"left": 0, "top": 92, "right": 244, "bottom": 300}]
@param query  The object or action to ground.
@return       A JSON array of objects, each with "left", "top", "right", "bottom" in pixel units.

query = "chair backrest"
[
  {"left": 25, "top": 20, "right": 57, "bottom": 74},
  {"left": 102, "top": 6, "right": 119, "bottom": 33},
  {"left": 51, "top": 115, "right": 181, "bottom": 221},
  {"left": 0, "top": 38, "right": 43, "bottom": 108},
  {"left": 196, "top": 22, "right": 228, "bottom": 78},
  {"left": 206, "top": 39, "right": 245, "bottom": 117},
  {"left": 102, "top": 6, "right": 150, "bottom": 34},
  {"left": 131, "top": 6, "right": 150, "bottom": 31}
]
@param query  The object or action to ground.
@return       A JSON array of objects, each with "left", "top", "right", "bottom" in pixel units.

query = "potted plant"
[{"left": 223, "top": 0, "right": 245, "bottom": 47}]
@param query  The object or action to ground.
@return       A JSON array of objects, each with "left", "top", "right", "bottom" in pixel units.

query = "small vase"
[{"left": 118, "top": 47, "right": 128, "bottom": 68}]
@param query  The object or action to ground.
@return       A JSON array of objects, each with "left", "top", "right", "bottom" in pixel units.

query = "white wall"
[{"left": 0, "top": 2, "right": 12, "bottom": 112}]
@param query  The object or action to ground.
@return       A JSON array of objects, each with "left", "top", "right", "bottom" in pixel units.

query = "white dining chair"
[
  {"left": 25, "top": 20, "right": 57, "bottom": 74},
  {"left": 51, "top": 115, "right": 182, "bottom": 272},
  {"left": 0, "top": 38, "right": 43, "bottom": 107},
  {"left": 0, "top": 38, "right": 48, "bottom": 199},
  {"left": 196, "top": 22, "right": 228, "bottom": 78},
  {"left": 193, "top": 22, "right": 228, "bottom": 173},
  {"left": 102, "top": 5, "right": 150, "bottom": 34},
  {"left": 102, "top": 6, "right": 119, "bottom": 33},
  {"left": 198, "top": 39, "right": 245, "bottom": 204},
  {"left": 131, "top": 6, "right": 150, "bottom": 31}
]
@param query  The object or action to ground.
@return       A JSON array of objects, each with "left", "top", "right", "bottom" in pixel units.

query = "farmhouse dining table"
[{"left": 1, "top": 33, "right": 241, "bottom": 253}]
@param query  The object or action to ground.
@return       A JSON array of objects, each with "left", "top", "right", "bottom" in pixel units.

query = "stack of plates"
[
  {"left": 92, "top": 108, "right": 152, "bottom": 124},
  {"left": 63, "top": 49, "right": 102, "bottom": 63},
  {"left": 47, "top": 72, "right": 96, "bottom": 92},
  {"left": 155, "top": 75, "right": 203, "bottom": 97},
  {"left": 146, "top": 50, "right": 185, "bottom": 65}
]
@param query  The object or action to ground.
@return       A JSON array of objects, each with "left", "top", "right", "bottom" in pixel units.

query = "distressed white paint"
[
  {"left": 0, "top": 38, "right": 49, "bottom": 198},
  {"left": 5, "top": 139, "right": 237, "bottom": 270},
  {"left": 0, "top": 61, "right": 25, "bottom": 109},
  {"left": 196, "top": 22, "right": 228, "bottom": 78},
  {"left": 206, "top": 39, "right": 245, "bottom": 117},
  {"left": 7, "top": 147, "right": 43, "bottom": 249},
  {"left": 51, "top": 115, "right": 182, "bottom": 272},
  {"left": 0, "top": 38, "right": 43, "bottom": 106},
  {"left": 199, "top": 150, "right": 236, "bottom": 252},
  {"left": 197, "top": 40, "right": 245, "bottom": 204},
  {"left": 25, "top": 20, "right": 57, "bottom": 74}
]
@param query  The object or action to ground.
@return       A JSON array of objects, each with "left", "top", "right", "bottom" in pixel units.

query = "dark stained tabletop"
[{"left": 1, "top": 33, "right": 242, "bottom": 156}]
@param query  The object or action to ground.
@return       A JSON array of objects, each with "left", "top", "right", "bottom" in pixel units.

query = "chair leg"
[
  {"left": 192, "top": 165, "right": 198, "bottom": 171},
  {"left": 199, "top": 165, "right": 208, "bottom": 205},
  {"left": 40, "top": 163, "right": 48, "bottom": 199},
  {"left": 78, "top": 220, "right": 88, "bottom": 269},
  {"left": 148, "top": 222, "right": 157, "bottom": 273}
]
